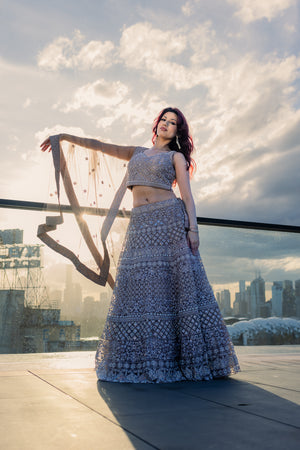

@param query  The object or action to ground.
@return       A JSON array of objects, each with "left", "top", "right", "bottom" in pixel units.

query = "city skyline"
[
  {"left": 217, "top": 276, "right": 300, "bottom": 319},
  {"left": 1, "top": 225, "right": 299, "bottom": 350},
  {"left": 48, "top": 262, "right": 300, "bottom": 318},
  {"left": 1, "top": 227, "right": 299, "bottom": 309}
]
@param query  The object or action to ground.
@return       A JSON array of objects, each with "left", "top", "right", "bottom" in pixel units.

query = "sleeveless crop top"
[{"left": 126, "top": 147, "right": 176, "bottom": 191}]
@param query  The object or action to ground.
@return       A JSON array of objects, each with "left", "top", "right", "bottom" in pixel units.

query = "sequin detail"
[
  {"left": 95, "top": 198, "right": 240, "bottom": 383},
  {"left": 126, "top": 147, "right": 176, "bottom": 190}
]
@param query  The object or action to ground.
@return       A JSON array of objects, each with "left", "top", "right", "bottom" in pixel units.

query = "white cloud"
[
  {"left": 75, "top": 40, "right": 115, "bottom": 70},
  {"left": 228, "top": 0, "right": 295, "bottom": 23},
  {"left": 7, "top": 135, "right": 20, "bottom": 152},
  {"left": 119, "top": 22, "right": 220, "bottom": 90},
  {"left": 22, "top": 98, "right": 32, "bottom": 108},
  {"left": 38, "top": 21, "right": 221, "bottom": 91},
  {"left": 61, "top": 79, "right": 129, "bottom": 112},
  {"left": 119, "top": 22, "right": 189, "bottom": 89},
  {"left": 96, "top": 95, "right": 164, "bottom": 137},
  {"left": 181, "top": 0, "right": 201, "bottom": 16},
  {"left": 131, "top": 127, "right": 146, "bottom": 138},
  {"left": 37, "top": 31, "right": 115, "bottom": 71},
  {"left": 120, "top": 22, "right": 187, "bottom": 65},
  {"left": 100, "top": 116, "right": 116, "bottom": 129},
  {"left": 191, "top": 53, "right": 300, "bottom": 163},
  {"left": 284, "top": 23, "right": 296, "bottom": 33},
  {"left": 189, "top": 22, "right": 220, "bottom": 65},
  {"left": 182, "top": 2, "right": 193, "bottom": 16},
  {"left": 38, "top": 35, "right": 79, "bottom": 70}
]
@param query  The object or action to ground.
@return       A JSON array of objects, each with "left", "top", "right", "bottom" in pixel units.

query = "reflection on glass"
[
  {"left": 0, "top": 208, "right": 299, "bottom": 353},
  {"left": 199, "top": 226, "right": 300, "bottom": 320}
]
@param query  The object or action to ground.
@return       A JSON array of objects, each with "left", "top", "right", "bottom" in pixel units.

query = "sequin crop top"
[{"left": 126, "top": 147, "right": 176, "bottom": 191}]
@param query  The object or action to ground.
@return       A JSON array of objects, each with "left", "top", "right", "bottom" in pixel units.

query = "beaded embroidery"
[
  {"left": 95, "top": 198, "right": 240, "bottom": 383},
  {"left": 126, "top": 147, "right": 176, "bottom": 191}
]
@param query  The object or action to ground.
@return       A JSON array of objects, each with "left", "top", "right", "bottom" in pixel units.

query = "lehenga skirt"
[{"left": 95, "top": 197, "right": 240, "bottom": 383}]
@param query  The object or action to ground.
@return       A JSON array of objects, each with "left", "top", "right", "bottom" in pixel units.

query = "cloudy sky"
[{"left": 1, "top": 0, "right": 300, "bottom": 299}]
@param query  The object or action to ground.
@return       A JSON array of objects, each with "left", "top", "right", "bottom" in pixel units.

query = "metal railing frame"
[{"left": 1, "top": 198, "right": 300, "bottom": 234}]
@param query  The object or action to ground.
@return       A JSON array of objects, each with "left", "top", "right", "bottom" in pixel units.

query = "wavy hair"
[{"left": 152, "top": 107, "right": 196, "bottom": 176}]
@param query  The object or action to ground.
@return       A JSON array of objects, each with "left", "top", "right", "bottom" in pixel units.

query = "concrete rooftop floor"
[{"left": 0, "top": 346, "right": 299, "bottom": 450}]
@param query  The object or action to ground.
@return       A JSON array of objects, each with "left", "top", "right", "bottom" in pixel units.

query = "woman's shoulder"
[{"left": 173, "top": 151, "right": 187, "bottom": 164}]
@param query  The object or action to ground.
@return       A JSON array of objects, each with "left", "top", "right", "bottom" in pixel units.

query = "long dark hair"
[{"left": 152, "top": 107, "right": 196, "bottom": 176}]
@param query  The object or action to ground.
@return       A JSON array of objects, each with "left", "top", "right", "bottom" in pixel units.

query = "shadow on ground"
[{"left": 97, "top": 377, "right": 300, "bottom": 450}]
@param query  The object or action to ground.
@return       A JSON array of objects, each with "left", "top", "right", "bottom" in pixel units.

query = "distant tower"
[
  {"left": 239, "top": 280, "right": 246, "bottom": 293},
  {"left": 61, "top": 265, "right": 82, "bottom": 320},
  {"left": 282, "top": 280, "right": 296, "bottom": 317},
  {"left": 233, "top": 292, "right": 241, "bottom": 316},
  {"left": 271, "top": 281, "right": 283, "bottom": 317},
  {"left": 250, "top": 275, "right": 266, "bottom": 318},
  {"left": 220, "top": 289, "right": 231, "bottom": 316},
  {"left": 237, "top": 280, "right": 248, "bottom": 316}
]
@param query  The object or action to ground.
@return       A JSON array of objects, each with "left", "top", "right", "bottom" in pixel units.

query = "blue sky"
[{"left": 1, "top": 0, "right": 300, "bottom": 296}]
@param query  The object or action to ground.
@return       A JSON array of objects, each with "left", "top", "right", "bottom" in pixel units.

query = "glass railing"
[{"left": 1, "top": 198, "right": 299, "bottom": 353}]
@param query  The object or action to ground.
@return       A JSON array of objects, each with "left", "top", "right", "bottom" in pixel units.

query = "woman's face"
[{"left": 157, "top": 112, "right": 178, "bottom": 141}]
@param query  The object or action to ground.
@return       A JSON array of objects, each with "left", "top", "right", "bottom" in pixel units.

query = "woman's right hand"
[
  {"left": 40, "top": 137, "right": 52, "bottom": 152},
  {"left": 40, "top": 134, "right": 63, "bottom": 152}
]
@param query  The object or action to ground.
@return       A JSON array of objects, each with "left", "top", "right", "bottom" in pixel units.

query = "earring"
[{"left": 176, "top": 135, "right": 181, "bottom": 150}]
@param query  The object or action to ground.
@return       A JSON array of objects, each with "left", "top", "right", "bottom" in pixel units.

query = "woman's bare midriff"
[{"left": 132, "top": 186, "right": 176, "bottom": 208}]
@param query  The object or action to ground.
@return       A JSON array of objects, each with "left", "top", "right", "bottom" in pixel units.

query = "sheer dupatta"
[{"left": 37, "top": 135, "right": 129, "bottom": 289}]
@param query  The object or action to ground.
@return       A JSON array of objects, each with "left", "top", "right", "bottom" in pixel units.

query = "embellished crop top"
[{"left": 126, "top": 147, "right": 176, "bottom": 191}]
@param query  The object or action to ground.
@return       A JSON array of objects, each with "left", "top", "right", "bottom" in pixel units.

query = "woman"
[{"left": 41, "top": 107, "right": 240, "bottom": 383}]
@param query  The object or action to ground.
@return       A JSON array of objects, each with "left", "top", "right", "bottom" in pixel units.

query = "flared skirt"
[{"left": 95, "top": 197, "right": 240, "bottom": 383}]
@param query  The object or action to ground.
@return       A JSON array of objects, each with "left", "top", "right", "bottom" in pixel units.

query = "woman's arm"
[
  {"left": 40, "top": 133, "right": 136, "bottom": 161},
  {"left": 174, "top": 152, "right": 199, "bottom": 255}
]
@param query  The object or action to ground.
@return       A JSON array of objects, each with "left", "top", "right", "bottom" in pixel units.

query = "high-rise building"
[
  {"left": 250, "top": 275, "right": 266, "bottom": 318},
  {"left": 271, "top": 281, "right": 283, "bottom": 317},
  {"left": 0, "top": 289, "right": 80, "bottom": 353},
  {"left": 283, "top": 280, "right": 293, "bottom": 290},
  {"left": 61, "top": 265, "right": 82, "bottom": 320},
  {"left": 282, "top": 280, "right": 296, "bottom": 317},
  {"left": 239, "top": 280, "right": 246, "bottom": 293},
  {"left": 245, "top": 286, "right": 251, "bottom": 316},
  {"left": 238, "top": 281, "right": 248, "bottom": 316},
  {"left": 220, "top": 289, "right": 231, "bottom": 316},
  {"left": 233, "top": 292, "right": 241, "bottom": 316},
  {"left": 232, "top": 280, "right": 246, "bottom": 317},
  {"left": 0, "top": 290, "right": 25, "bottom": 353}
]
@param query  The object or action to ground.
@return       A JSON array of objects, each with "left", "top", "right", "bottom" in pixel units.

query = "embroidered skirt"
[{"left": 95, "top": 197, "right": 240, "bottom": 383}]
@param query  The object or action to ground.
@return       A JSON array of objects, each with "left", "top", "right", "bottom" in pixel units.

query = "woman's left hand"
[{"left": 187, "top": 230, "right": 199, "bottom": 255}]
